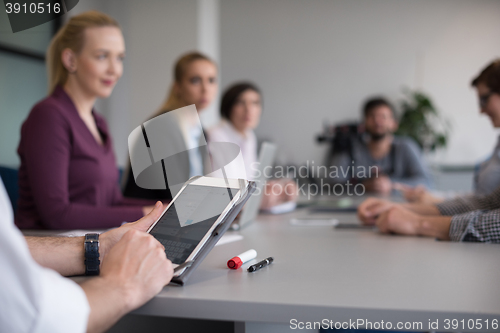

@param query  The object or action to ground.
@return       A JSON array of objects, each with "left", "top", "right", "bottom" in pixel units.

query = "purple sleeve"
[{"left": 22, "top": 106, "right": 144, "bottom": 229}]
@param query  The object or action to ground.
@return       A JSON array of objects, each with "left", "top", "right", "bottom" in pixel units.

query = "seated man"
[
  {"left": 357, "top": 60, "right": 500, "bottom": 242},
  {"left": 396, "top": 59, "right": 500, "bottom": 204},
  {"left": 0, "top": 176, "right": 173, "bottom": 332},
  {"left": 357, "top": 185, "right": 500, "bottom": 242},
  {"left": 328, "top": 97, "right": 432, "bottom": 194}
]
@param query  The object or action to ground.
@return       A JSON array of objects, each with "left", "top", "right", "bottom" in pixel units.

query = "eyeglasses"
[{"left": 479, "top": 91, "right": 494, "bottom": 108}]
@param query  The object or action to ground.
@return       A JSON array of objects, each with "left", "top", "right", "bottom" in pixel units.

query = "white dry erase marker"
[{"left": 227, "top": 249, "right": 257, "bottom": 269}]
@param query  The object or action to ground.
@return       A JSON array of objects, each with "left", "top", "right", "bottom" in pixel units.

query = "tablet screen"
[{"left": 149, "top": 184, "right": 239, "bottom": 264}]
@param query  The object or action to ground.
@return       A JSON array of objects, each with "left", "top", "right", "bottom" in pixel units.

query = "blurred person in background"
[
  {"left": 16, "top": 11, "right": 155, "bottom": 230},
  {"left": 207, "top": 82, "right": 297, "bottom": 210},
  {"left": 357, "top": 60, "right": 500, "bottom": 243},
  {"left": 122, "top": 51, "right": 218, "bottom": 201},
  {"left": 399, "top": 59, "right": 500, "bottom": 204},
  {"left": 327, "top": 97, "right": 432, "bottom": 195}
]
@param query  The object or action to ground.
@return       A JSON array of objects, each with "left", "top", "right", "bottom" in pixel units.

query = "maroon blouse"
[{"left": 15, "top": 86, "right": 149, "bottom": 229}]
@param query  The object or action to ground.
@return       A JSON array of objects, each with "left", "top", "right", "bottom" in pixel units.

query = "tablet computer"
[{"left": 147, "top": 176, "right": 253, "bottom": 281}]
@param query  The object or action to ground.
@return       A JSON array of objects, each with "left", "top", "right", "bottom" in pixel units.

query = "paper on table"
[
  {"left": 290, "top": 218, "right": 338, "bottom": 226},
  {"left": 215, "top": 233, "right": 243, "bottom": 246}
]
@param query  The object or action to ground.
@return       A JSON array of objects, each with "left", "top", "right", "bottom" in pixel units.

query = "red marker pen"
[{"left": 227, "top": 249, "right": 257, "bottom": 269}]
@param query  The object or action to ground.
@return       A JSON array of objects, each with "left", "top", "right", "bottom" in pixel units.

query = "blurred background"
[{"left": 2, "top": 0, "right": 500, "bottom": 192}]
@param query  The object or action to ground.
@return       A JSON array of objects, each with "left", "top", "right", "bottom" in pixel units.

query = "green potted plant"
[{"left": 395, "top": 89, "right": 450, "bottom": 152}]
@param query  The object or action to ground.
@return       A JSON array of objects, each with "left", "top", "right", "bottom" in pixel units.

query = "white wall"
[
  {"left": 220, "top": 0, "right": 500, "bottom": 166},
  {"left": 198, "top": 0, "right": 221, "bottom": 129}
]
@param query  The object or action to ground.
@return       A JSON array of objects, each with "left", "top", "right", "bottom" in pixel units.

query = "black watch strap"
[{"left": 84, "top": 233, "right": 100, "bottom": 276}]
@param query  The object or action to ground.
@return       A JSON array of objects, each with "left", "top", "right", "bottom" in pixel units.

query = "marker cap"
[
  {"left": 227, "top": 249, "right": 257, "bottom": 269},
  {"left": 227, "top": 257, "right": 243, "bottom": 269}
]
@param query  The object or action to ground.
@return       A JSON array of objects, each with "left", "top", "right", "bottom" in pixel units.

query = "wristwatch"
[{"left": 84, "top": 233, "right": 100, "bottom": 276}]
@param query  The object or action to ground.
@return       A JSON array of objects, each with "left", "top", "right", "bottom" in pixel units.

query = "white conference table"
[{"left": 103, "top": 206, "right": 500, "bottom": 333}]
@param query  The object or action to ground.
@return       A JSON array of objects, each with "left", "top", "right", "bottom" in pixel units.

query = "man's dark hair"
[
  {"left": 471, "top": 59, "right": 500, "bottom": 94},
  {"left": 220, "top": 82, "right": 261, "bottom": 120},
  {"left": 362, "top": 97, "right": 396, "bottom": 118}
]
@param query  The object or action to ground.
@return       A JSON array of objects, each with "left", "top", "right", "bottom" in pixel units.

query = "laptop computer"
[{"left": 230, "top": 142, "right": 277, "bottom": 230}]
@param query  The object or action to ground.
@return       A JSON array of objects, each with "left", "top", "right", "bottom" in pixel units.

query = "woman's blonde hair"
[
  {"left": 46, "top": 10, "right": 120, "bottom": 94},
  {"left": 157, "top": 51, "right": 216, "bottom": 115}
]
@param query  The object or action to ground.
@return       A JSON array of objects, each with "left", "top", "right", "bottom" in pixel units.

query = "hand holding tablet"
[{"left": 146, "top": 176, "right": 255, "bottom": 284}]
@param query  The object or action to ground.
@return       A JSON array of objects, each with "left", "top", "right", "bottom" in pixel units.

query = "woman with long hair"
[
  {"left": 16, "top": 11, "right": 154, "bottom": 229},
  {"left": 122, "top": 51, "right": 218, "bottom": 200}
]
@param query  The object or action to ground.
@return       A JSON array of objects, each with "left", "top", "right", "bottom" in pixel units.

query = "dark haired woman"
[
  {"left": 208, "top": 82, "right": 261, "bottom": 180},
  {"left": 208, "top": 82, "right": 297, "bottom": 210}
]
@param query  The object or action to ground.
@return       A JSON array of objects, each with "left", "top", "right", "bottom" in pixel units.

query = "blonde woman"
[
  {"left": 123, "top": 51, "right": 218, "bottom": 200},
  {"left": 16, "top": 11, "right": 154, "bottom": 230}
]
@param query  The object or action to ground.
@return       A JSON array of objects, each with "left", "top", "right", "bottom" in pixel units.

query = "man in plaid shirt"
[{"left": 358, "top": 59, "right": 500, "bottom": 242}]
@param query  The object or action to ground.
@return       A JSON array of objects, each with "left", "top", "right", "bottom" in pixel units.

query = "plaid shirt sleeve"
[
  {"left": 437, "top": 186, "right": 500, "bottom": 215},
  {"left": 449, "top": 209, "right": 500, "bottom": 242}
]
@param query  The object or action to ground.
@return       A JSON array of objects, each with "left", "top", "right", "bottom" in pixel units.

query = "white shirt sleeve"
[
  {"left": 0, "top": 177, "right": 90, "bottom": 333},
  {"left": 207, "top": 121, "right": 256, "bottom": 180}
]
